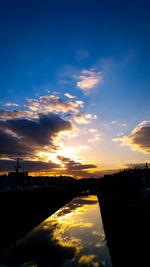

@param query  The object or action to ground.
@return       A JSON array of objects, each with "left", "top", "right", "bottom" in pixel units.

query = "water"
[{"left": 0, "top": 195, "right": 112, "bottom": 266}]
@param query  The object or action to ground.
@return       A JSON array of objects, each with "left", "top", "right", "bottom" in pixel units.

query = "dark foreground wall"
[{"left": 98, "top": 194, "right": 150, "bottom": 267}]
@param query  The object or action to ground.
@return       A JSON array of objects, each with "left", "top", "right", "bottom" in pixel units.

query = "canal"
[{"left": 0, "top": 195, "right": 112, "bottom": 266}]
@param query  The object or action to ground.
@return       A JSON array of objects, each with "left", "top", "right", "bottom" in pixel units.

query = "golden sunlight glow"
[
  {"left": 55, "top": 133, "right": 89, "bottom": 159},
  {"left": 37, "top": 139, "right": 90, "bottom": 170},
  {"left": 118, "top": 163, "right": 129, "bottom": 169},
  {"left": 57, "top": 144, "right": 89, "bottom": 161},
  {"left": 37, "top": 151, "right": 64, "bottom": 167}
]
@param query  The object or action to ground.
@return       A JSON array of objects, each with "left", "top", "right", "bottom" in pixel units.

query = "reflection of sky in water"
[{"left": 0, "top": 195, "right": 112, "bottom": 266}]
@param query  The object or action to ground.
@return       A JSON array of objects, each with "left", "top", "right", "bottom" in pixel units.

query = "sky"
[{"left": 0, "top": 0, "right": 150, "bottom": 177}]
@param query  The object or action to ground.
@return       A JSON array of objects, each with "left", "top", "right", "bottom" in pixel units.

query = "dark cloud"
[
  {"left": 68, "top": 163, "right": 97, "bottom": 170},
  {"left": 58, "top": 156, "right": 97, "bottom": 170},
  {"left": 0, "top": 113, "right": 72, "bottom": 159},
  {"left": 114, "top": 124, "right": 150, "bottom": 153},
  {"left": 0, "top": 128, "right": 31, "bottom": 158},
  {"left": 0, "top": 159, "right": 59, "bottom": 172},
  {"left": 128, "top": 126, "right": 150, "bottom": 153}
]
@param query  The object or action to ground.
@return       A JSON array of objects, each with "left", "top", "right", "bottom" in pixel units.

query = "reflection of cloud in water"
[
  {"left": 0, "top": 224, "right": 77, "bottom": 265},
  {"left": 0, "top": 195, "right": 112, "bottom": 266},
  {"left": 92, "top": 231, "right": 105, "bottom": 241},
  {"left": 95, "top": 243, "right": 104, "bottom": 248},
  {"left": 53, "top": 235, "right": 83, "bottom": 255},
  {"left": 78, "top": 254, "right": 98, "bottom": 267},
  {"left": 55, "top": 195, "right": 98, "bottom": 218}
]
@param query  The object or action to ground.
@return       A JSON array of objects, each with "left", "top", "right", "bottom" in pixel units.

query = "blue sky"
[{"left": 0, "top": 0, "right": 150, "bottom": 176}]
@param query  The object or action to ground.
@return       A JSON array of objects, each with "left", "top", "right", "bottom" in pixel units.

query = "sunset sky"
[{"left": 0, "top": 0, "right": 150, "bottom": 177}]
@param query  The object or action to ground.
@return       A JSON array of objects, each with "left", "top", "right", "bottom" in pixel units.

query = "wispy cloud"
[
  {"left": 64, "top": 93, "right": 76, "bottom": 99},
  {"left": 76, "top": 69, "right": 102, "bottom": 93},
  {"left": 67, "top": 112, "right": 97, "bottom": 124},
  {"left": 112, "top": 121, "right": 127, "bottom": 127},
  {"left": 116, "top": 132, "right": 124, "bottom": 136},
  {"left": 4, "top": 102, "right": 19, "bottom": 107},
  {"left": 89, "top": 128, "right": 98, "bottom": 133},
  {"left": 120, "top": 123, "right": 127, "bottom": 127},
  {"left": 88, "top": 133, "right": 101, "bottom": 143}
]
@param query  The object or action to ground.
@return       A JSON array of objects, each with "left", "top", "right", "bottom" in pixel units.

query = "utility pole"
[
  {"left": 14, "top": 158, "right": 22, "bottom": 190},
  {"left": 145, "top": 162, "right": 149, "bottom": 169},
  {"left": 14, "top": 158, "right": 22, "bottom": 173}
]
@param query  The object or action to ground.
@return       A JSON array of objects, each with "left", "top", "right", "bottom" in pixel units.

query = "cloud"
[
  {"left": 70, "top": 163, "right": 97, "bottom": 170},
  {"left": 87, "top": 128, "right": 101, "bottom": 143},
  {"left": 25, "top": 94, "right": 84, "bottom": 114},
  {"left": 92, "top": 231, "right": 105, "bottom": 240},
  {"left": 4, "top": 103, "right": 19, "bottom": 107},
  {"left": 64, "top": 93, "right": 76, "bottom": 99},
  {"left": 111, "top": 121, "right": 127, "bottom": 127},
  {"left": 1, "top": 92, "right": 99, "bottom": 177},
  {"left": 89, "top": 128, "right": 98, "bottom": 133},
  {"left": 0, "top": 159, "right": 59, "bottom": 172},
  {"left": 88, "top": 129, "right": 101, "bottom": 143},
  {"left": 119, "top": 123, "right": 127, "bottom": 127},
  {"left": 57, "top": 156, "right": 97, "bottom": 171},
  {"left": 117, "top": 132, "right": 124, "bottom": 136},
  {"left": 0, "top": 113, "right": 72, "bottom": 159},
  {"left": 0, "top": 127, "right": 32, "bottom": 158},
  {"left": 76, "top": 69, "right": 102, "bottom": 93},
  {"left": 78, "top": 255, "right": 97, "bottom": 265},
  {"left": 67, "top": 112, "right": 97, "bottom": 124},
  {"left": 55, "top": 156, "right": 97, "bottom": 177},
  {"left": 112, "top": 120, "right": 150, "bottom": 153},
  {"left": 0, "top": 109, "right": 37, "bottom": 119},
  {"left": 88, "top": 133, "right": 101, "bottom": 143}
]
